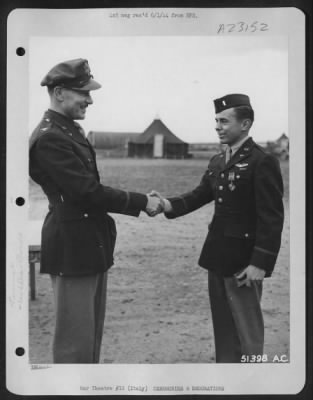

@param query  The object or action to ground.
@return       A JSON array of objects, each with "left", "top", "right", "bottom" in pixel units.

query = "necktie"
[
  {"left": 225, "top": 147, "right": 232, "bottom": 163},
  {"left": 74, "top": 122, "right": 94, "bottom": 153},
  {"left": 74, "top": 122, "right": 85, "bottom": 138}
]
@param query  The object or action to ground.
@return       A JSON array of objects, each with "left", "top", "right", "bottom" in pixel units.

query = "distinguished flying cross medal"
[{"left": 228, "top": 171, "right": 236, "bottom": 191}]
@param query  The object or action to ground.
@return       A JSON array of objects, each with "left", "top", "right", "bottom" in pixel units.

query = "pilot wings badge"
[{"left": 235, "top": 163, "right": 249, "bottom": 168}]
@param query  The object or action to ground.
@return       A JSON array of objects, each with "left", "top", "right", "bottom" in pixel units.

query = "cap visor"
[{"left": 71, "top": 79, "right": 102, "bottom": 91}]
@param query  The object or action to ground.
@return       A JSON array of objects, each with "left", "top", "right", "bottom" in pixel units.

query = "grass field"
[
  {"left": 29, "top": 157, "right": 289, "bottom": 364},
  {"left": 29, "top": 157, "right": 289, "bottom": 218}
]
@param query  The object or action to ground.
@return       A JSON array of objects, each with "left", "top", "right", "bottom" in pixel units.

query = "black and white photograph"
[{"left": 5, "top": 7, "right": 306, "bottom": 396}]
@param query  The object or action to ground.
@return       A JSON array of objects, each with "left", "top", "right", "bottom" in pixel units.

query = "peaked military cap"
[
  {"left": 214, "top": 94, "right": 252, "bottom": 113},
  {"left": 41, "top": 58, "right": 101, "bottom": 90}
]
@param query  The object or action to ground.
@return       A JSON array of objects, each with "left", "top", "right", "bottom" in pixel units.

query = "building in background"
[
  {"left": 266, "top": 133, "right": 289, "bottom": 160},
  {"left": 88, "top": 124, "right": 288, "bottom": 161},
  {"left": 87, "top": 131, "right": 140, "bottom": 157},
  {"left": 128, "top": 118, "right": 189, "bottom": 159},
  {"left": 88, "top": 118, "right": 189, "bottom": 159}
]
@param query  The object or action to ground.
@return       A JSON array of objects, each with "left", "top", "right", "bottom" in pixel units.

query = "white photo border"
[{"left": 6, "top": 7, "right": 305, "bottom": 396}]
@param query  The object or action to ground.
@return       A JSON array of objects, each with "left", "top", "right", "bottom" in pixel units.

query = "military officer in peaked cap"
[
  {"left": 29, "top": 58, "right": 163, "bottom": 363},
  {"left": 150, "top": 94, "right": 284, "bottom": 363}
]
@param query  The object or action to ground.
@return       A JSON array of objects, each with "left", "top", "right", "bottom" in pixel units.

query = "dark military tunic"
[
  {"left": 166, "top": 137, "right": 284, "bottom": 277},
  {"left": 29, "top": 109, "right": 147, "bottom": 276}
]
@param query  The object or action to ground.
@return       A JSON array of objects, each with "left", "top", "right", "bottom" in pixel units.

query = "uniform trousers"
[
  {"left": 50, "top": 272, "right": 108, "bottom": 363},
  {"left": 208, "top": 270, "right": 264, "bottom": 363}
]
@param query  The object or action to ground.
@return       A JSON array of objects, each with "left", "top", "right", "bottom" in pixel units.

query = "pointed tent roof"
[{"left": 131, "top": 119, "right": 187, "bottom": 144}]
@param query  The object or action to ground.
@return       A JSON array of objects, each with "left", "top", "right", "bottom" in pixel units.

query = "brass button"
[
  {"left": 245, "top": 233, "right": 249, "bottom": 238},
  {"left": 219, "top": 186, "right": 223, "bottom": 190},
  {"left": 221, "top": 173, "right": 225, "bottom": 178},
  {"left": 84, "top": 213, "right": 88, "bottom": 218},
  {"left": 218, "top": 198, "right": 223, "bottom": 203}
]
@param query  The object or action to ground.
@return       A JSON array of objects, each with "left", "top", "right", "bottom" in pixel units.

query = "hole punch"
[
  {"left": 16, "top": 47, "right": 26, "bottom": 56},
  {"left": 16, "top": 197, "right": 25, "bottom": 206},
  {"left": 15, "top": 347, "right": 25, "bottom": 356}
]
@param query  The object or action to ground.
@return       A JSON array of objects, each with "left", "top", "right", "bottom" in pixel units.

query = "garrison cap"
[
  {"left": 214, "top": 94, "right": 252, "bottom": 113},
  {"left": 41, "top": 58, "right": 101, "bottom": 90}
]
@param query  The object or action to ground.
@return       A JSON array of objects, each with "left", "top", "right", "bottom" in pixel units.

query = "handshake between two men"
[{"left": 145, "top": 191, "right": 171, "bottom": 217}]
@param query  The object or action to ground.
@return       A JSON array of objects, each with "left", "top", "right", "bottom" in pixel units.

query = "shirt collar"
[{"left": 229, "top": 135, "right": 250, "bottom": 155}]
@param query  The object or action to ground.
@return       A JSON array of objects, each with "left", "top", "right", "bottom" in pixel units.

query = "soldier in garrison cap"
[
  {"left": 29, "top": 59, "right": 163, "bottom": 363},
  {"left": 149, "top": 93, "right": 284, "bottom": 363}
]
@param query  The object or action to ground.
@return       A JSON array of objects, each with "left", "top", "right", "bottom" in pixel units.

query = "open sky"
[{"left": 29, "top": 35, "right": 288, "bottom": 143}]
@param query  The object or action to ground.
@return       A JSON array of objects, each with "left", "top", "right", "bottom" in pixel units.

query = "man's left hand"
[{"left": 235, "top": 265, "right": 266, "bottom": 287}]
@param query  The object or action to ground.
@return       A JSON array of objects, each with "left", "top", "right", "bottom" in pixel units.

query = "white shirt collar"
[{"left": 229, "top": 135, "right": 250, "bottom": 155}]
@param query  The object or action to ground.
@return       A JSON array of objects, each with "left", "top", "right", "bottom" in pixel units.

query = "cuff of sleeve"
[
  {"left": 126, "top": 192, "right": 148, "bottom": 216},
  {"left": 250, "top": 246, "right": 278, "bottom": 277},
  {"left": 163, "top": 199, "right": 173, "bottom": 213},
  {"left": 164, "top": 196, "right": 187, "bottom": 218}
]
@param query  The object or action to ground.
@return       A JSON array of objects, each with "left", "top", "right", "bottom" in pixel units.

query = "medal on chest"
[{"left": 228, "top": 171, "right": 236, "bottom": 191}]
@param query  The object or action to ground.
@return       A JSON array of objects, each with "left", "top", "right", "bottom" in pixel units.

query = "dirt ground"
[{"left": 28, "top": 158, "right": 289, "bottom": 364}]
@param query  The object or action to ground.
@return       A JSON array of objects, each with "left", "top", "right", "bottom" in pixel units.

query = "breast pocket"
[
  {"left": 231, "top": 168, "right": 252, "bottom": 189},
  {"left": 85, "top": 157, "right": 97, "bottom": 172},
  {"left": 74, "top": 144, "right": 97, "bottom": 170}
]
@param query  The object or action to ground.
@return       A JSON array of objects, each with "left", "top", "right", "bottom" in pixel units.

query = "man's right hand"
[
  {"left": 148, "top": 190, "right": 173, "bottom": 213},
  {"left": 145, "top": 194, "right": 164, "bottom": 217}
]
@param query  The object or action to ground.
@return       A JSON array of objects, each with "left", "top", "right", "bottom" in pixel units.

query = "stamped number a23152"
[{"left": 217, "top": 22, "right": 269, "bottom": 34}]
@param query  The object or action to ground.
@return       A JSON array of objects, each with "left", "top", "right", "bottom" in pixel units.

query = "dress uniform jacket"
[
  {"left": 166, "top": 137, "right": 284, "bottom": 277},
  {"left": 29, "top": 109, "right": 148, "bottom": 276}
]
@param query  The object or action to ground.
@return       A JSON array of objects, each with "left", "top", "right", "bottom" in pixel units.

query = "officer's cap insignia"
[
  {"left": 40, "top": 58, "right": 101, "bottom": 91},
  {"left": 214, "top": 94, "right": 252, "bottom": 113},
  {"left": 235, "top": 163, "right": 248, "bottom": 168},
  {"left": 83, "top": 61, "right": 91, "bottom": 76}
]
